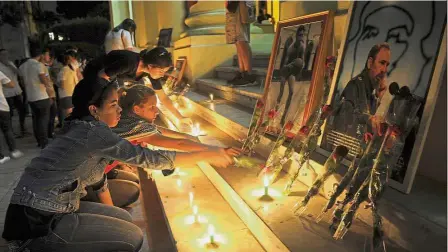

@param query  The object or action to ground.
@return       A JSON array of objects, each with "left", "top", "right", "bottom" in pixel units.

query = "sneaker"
[
  {"left": 11, "top": 150, "right": 24, "bottom": 159},
  {"left": 227, "top": 71, "right": 243, "bottom": 84},
  {"left": 0, "top": 156, "right": 11, "bottom": 164},
  {"left": 231, "top": 73, "right": 258, "bottom": 87}
]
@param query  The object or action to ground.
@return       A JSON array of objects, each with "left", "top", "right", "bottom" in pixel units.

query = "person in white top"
[
  {"left": 0, "top": 49, "right": 28, "bottom": 137},
  {"left": 19, "top": 45, "right": 53, "bottom": 149},
  {"left": 104, "top": 18, "right": 136, "bottom": 54},
  {"left": 0, "top": 70, "right": 24, "bottom": 164},
  {"left": 57, "top": 50, "right": 79, "bottom": 124},
  {"left": 41, "top": 48, "right": 58, "bottom": 139}
]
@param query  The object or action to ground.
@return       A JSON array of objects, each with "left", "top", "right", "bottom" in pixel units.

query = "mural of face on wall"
[{"left": 337, "top": 1, "right": 446, "bottom": 99}]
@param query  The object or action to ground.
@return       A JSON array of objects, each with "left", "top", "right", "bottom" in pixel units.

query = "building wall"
[
  {"left": 0, "top": 23, "right": 29, "bottom": 61},
  {"left": 131, "top": 1, "right": 186, "bottom": 49},
  {"left": 109, "top": 0, "right": 130, "bottom": 29}
]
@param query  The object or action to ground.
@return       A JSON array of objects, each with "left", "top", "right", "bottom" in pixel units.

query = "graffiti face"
[
  {"left": 338, "top": 1, "right": 446, "bottom": 98},
  {"left": 352, "top": 6, "right": 413, "bottom": 78}
]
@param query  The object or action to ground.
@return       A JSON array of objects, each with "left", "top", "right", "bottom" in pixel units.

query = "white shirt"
[
  {"left": 19, "top": 59, "right": 49, "bottom": 102},
  {"left": 104, "top": 29, "right": 134, "bottom": 54},
  {"left": 0, "top": 71, "right": 11, "bottom": 111},
  {"left": 57, "top": 65, "right": 78, "bottom": 98},
  {"left": 0, "top": 61, "right": 22, "bottom": 98}
]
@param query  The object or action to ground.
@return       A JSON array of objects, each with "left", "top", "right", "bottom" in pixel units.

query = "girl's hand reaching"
[{"left": 208, "top": 147, "right": 241, "bottom": 168}]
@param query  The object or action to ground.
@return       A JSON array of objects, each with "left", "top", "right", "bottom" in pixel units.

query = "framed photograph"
[
  {"left": 163, "top": 57, "right": 188, "bottom": 95},
  {"left": 318, "top": 1, "right": 447, "bottom": 193},
  {"left": 157, "top": 28, "right": 173, "bottom": 47},
  {"left": 261, "top": 11, "right": 334, "bottom": 137}
]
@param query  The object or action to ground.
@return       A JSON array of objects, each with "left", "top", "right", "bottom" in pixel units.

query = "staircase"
[{"left": 191, "top": 54, "right": 270, "bottom": 126}]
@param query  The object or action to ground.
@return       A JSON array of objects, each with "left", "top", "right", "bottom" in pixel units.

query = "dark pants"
[
  {"left": 6, "top": 94, "right": 26, "bottom": 133},
  {"left": 29, "top": 99, "right": 51, "bottom": 148},
  {"left": 82, "top": 169, "right": 140, "bottom": 208},
  {"left": 27, "top": 201, "right": 143, "bottom": 252},
  {"left": 0, "top": 110, "right": 16, "bottom": 159},
  {"left": 48, "top": 98, "right": 57, "bottom": 138}
]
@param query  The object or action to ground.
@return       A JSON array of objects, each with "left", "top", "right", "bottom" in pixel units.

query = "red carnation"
[
  {"left": 321, "top": 105, "right": 333, "bottom": 118},
  {"left": 325, "top": 56, "right": 336, "bottom": 68},
  {"left": 322, "top": 105, "right": 332, "bottom": 113},
  {"left": 299, "top": 126, "right": 309, "bottom": 135},
  {"left": 284, "top": 121, "right": 294, "bottom": 131},
  {"left": 268, "top": 109, "right": 277, "bottom": 119},
  {"left": 364, "top": 132, "right": 373, "bottom": 143},
  {"left": 256, "top": 100, "right": 264, "bottom": 109}
]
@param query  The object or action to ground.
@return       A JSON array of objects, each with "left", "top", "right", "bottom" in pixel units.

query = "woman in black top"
[{"left": 84, "top": 47, "right": 193, "bottom": 127}]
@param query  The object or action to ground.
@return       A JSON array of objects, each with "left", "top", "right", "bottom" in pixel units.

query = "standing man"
[
  {"left": 41, "top": 48, "right": 57, "bottom": 139},
  {"left": 19, "top": 45, "right": 52, "bottom": 149},
  {"left": 332, "top": 43, "right": 391, "bottom": 137},
  {"left": 225, "top": 0, "right": 257, "bottom": 87},
  {"left": 0, "top": 49, "right": 28, "bottom": 137},
  {"left": 0, "top": 70, "right": 24, "bottom": 164}
]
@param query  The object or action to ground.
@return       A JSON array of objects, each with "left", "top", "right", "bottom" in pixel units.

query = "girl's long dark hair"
[
  {"left": 118, "top": 85, "right": 155, "bottom": 113},
  {"left": 139, "top": 47, "right": 172, "bottom": 68},
  {"left": 68, "top": 78, "right": 117, "bottom": 121}
]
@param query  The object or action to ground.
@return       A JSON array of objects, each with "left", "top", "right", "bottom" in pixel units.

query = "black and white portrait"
[
  {"left": 321, "top": 1, "right": 446, "bottom": 187},
  {"left": 265, "top": 21, "right": 324, "bottom": 135}
]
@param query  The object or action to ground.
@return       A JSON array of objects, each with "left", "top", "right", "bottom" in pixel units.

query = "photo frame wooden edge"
[{"left": 260, "top": 10, "right": 335, "bottom": 132}]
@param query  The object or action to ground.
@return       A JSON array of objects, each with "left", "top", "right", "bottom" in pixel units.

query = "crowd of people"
[
  {"left": 0, "top": 45, "right": 85, "bottom": 164},
  {"left": 1, "top": 18, "right": 240, "bottom": 251}
]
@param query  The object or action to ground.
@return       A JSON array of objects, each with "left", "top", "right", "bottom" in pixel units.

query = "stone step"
[
  {"left": 215, "top": 66, "right": 267, "bottom": 84},
  {"left": 195, "top": 78, "right": 264, "bottom": 109},
  {"left": 233, "top": 54, "right": 271, "bottom": 68}
]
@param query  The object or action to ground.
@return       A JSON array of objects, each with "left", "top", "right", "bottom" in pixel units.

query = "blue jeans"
[{"left": 27, "top": 201, "right": 143, "bottom": 252}]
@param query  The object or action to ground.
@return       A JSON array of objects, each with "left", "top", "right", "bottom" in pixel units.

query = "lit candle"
[
  {"left": 193, "top": 205, "right": 198, "bottom": 222},
  {"left": 192, "top": 123, "right": 201, "bottom": 136},
  {"left": 174, "top": 102, "right": 179, "bottom": 109},
  {"left": 189, "top": 192, "right": 194, "bottom": 207},
  {"left": 264, "top": 175, "right": 269, "bottom": 196},
  {"left": 208, "top": 224, "right": 215, "bottom": 244},
  {"left": 209, "top": 93, "right": 214, "bottom": 101}
]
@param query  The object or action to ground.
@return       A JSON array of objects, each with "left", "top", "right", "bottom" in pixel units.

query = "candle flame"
[
  {"left": 193, "top": 205, "right": 198, "bottom": 215},
  {"left": 209, "top": 93, "right": 214, "bottom": 101},
  {"left": 192, "top": 123, "right": 202, "bottom": 136},
  {"left": 208, "top": 224, "right": 215, "bottom": 236},
  {"left": 189, "top": 192, "right": 194, "bottom": 205},
  {"left": 263, "top": 175, "right": 269, "bottom": 187}
]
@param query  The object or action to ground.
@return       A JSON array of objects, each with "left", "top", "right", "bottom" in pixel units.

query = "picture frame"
[
  {"left": 163, "top": 57, "right": 188, "bottom": 96},
  {"left": 317, "top": 1, "right": 447, "bottom": 193},
  {"left": 157, "top": 28, "right": 173, "bottom": 48},
  {"left": 261, "top": 11, "right": 334, "bottom": 137}
]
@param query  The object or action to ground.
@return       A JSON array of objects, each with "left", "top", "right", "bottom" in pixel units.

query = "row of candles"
[
  {"left": 187, "top": 187, "right": 216, "bottom": 246},
  {"left": 173, "top": 94, "right": 273, "bottom": 247},
  {"left": 181, "top": 174, "right": 270, "bottom": 246}
]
